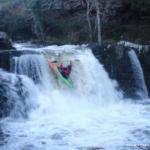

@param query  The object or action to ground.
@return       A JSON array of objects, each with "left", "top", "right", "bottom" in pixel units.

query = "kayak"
[{"left": 48, "top": 61, "right": 74, "bottom": 89}]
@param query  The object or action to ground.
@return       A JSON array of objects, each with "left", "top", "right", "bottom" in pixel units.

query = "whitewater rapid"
[{"left": 0, "top": 43, "right": 150, "bottom": 150}]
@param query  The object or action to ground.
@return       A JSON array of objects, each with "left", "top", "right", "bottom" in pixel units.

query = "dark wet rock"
[
  {"left": 0, "top": 71, "right": 31, "bottom": 118},
  {"left": 0, "top": 50, "right": 41, "bottom": 119},
  {"left": 90, "top": 42, "right": 149, "bottom": 99},
  {"left": 0, "top": 76, "right": 13, "bottom": 118},
  {"left": 0, "top": 49, "right": 44, "bottom": 85},
  {"left": 0, "top": 50, "right": 40, "bottom": 72},
  {"left": 137, "top": 47, "right": 150, "bottom": 97},
  {"left": 0, "top": 32, "right": 16, "bottom": 71},
  {"left": 0, "top": 31, "right": 15, "bottom": 50}
]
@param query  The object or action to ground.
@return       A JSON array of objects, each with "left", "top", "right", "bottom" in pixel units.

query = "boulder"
[
  {"left": 0, "top": 70, "right": 30, "bottom": 118},
  {"left": 0, "top": 31, "right": 15, "bottom": 50},
  {"left": 0, "top": 50, "right": 40, "bottom": 72}
]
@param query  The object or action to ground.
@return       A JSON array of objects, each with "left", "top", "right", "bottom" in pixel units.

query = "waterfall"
[
  {"left": 128, "top": 50, "right": 148, "bottom": 99},
  {"left": 11, "top": 54, "right": 55, "bottom": 89},
  {"left": 0, "top": 69, "right": 38, "bottom": 118},
  {"left": 0, "top": 45, "right": 123, "bottom": 118},
  {"left": 0, "top": 43, "right": 150, "bottom": 150}
]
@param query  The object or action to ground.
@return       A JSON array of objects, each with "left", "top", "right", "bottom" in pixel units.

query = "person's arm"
[
  {"left": 52, "top": 60, "right": 57, "bottom": 63},
  {"left": 70, "top": 61, "right": 72, "bottom": 66},
  {"left": 51, "top": 60, "right": 61, "bottom": 67},
  {"left": 68, "top": 61, "right": 72, "bottom": 70}
]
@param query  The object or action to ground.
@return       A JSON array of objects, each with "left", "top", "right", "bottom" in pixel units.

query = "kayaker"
[{"left": 58, "top": 61, "right": 72, "bottom": 79}]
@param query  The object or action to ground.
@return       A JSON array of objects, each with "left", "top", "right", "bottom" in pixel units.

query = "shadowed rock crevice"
[{"left": 0, "top": 31, "right": 15, "bottom": 50}]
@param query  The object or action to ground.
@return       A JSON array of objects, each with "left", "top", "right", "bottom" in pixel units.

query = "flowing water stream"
[{"left": 0, "top": 43, "right": 150, "bottom": 150}]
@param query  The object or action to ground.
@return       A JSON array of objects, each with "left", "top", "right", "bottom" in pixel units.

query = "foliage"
[
  {"left": 0, "top": 0, "right": 89, "bottom": 42},
  {"left": 0, "top": 0, "right": 53, "bottom": 40},
  {"left": 127, "top": 0, "right": 150, "bottom": 13},
  {"left": 0, "top": 0, "right": 150, "bottom": 43}
]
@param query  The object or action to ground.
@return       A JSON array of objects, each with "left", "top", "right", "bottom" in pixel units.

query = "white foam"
[{"left": 0, "top": 43, "right": 150, "bottom": 150}]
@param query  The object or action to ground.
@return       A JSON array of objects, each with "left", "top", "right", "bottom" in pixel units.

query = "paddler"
[
  {"left": 58, "top": 61, "right": 72, "bottom": 79},
  {"left": 48, "top": 59, "right": 72, "bottom": 79}
]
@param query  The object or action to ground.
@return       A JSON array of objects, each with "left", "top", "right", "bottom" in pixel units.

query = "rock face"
[
  {"left": 0, "top": 31, "right": 14, "bottom": 50},
  {"left": 90, "top": 42, "right": 149, "bottom": 99},
  {"left": 0, "top": 50, "right": 40, "bottom": 72},
  {"left": 0, "top": 31, "right": 41, "bottom": 71},
  {"left": 0, "top": 69, "right": 30, "bottom": 118},
  {"left": 0, "top": 31, "right": 15, "bottom": 71},
  {"left": 138, "top": 48, "right": 150, "bottom": 97}
]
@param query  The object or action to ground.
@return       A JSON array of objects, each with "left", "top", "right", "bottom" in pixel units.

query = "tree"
[
  {"left": 94, "top": 0, "right": 102, "bottom": 45},
  {"left": 85, "top": 0, "right": 102, "bottom": 45},
  {"left": 85, "top": 0, "right": 92, "bottom": 42},
  {"left": 128, "top": 0, "right": 150, "bottom": 13}
]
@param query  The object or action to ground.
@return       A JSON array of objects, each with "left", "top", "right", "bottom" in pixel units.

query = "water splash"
[
  {"left": 0, "top": 43, "right": 150, "bottom": 150},
  {"left": 0, "top": 69, "right": 38, "bottom": 118},
  {"left": 128, "top": 50, "right": 148, "bottom": 99}
]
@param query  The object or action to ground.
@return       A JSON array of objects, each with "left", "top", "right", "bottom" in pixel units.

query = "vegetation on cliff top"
[{"left": 0, "top": 0, "right": 150, "bottom": 44}]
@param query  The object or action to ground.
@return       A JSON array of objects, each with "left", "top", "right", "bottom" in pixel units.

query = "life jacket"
[{"left": 60, "top": 64, "right": 71, "bottom": 77}]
